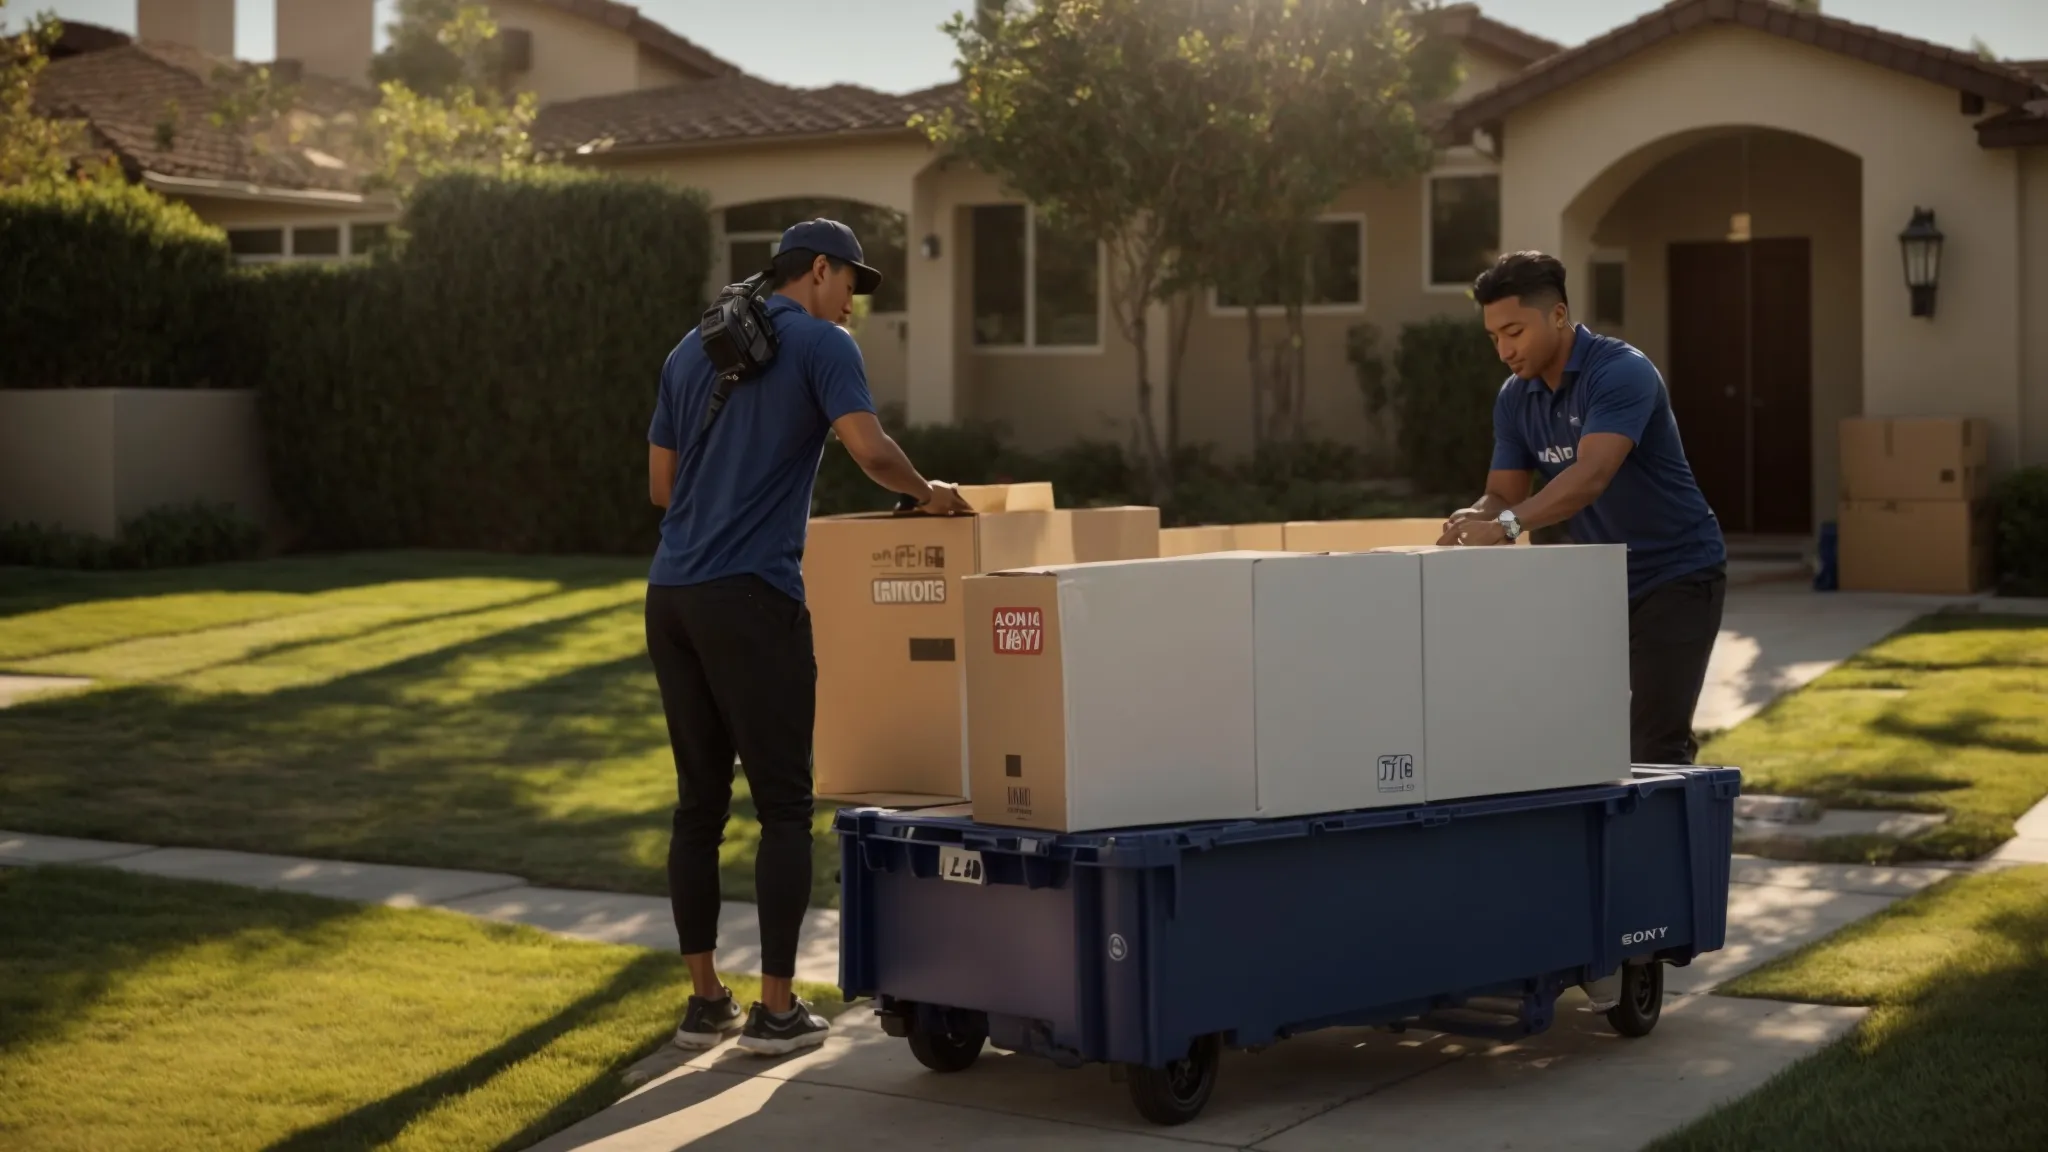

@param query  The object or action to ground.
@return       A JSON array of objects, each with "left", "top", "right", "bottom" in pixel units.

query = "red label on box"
[{"left": 991, "top": 607, "right": 1044, "bottom": 654}]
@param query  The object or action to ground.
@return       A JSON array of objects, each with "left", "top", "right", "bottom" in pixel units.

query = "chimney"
[
  {"left": 275, "top": 0, "right": 376, "bottom": 84},
  {"left": 137, "top": 0, "right": 236, "bottom": 57}
]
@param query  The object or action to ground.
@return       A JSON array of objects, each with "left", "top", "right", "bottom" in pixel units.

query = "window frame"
[
  {"left": 969, "top": 201, "right": 1107, "bottom": 357},
  {"left": 225, "top": 219, "right": 396, "bottom": 265},
  {"left": 1587, "top": 248, "right": 1628, "bottom": 328},
  {"left": 1203, "top": 213, "right": 1368, "bottom": 318},
  {"left": 1421, "top": 161, "right": 1504, "bottom": 294}
]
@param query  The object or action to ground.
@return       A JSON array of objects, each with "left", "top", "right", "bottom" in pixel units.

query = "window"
[
  {"left": 1426, "top": 172, "right": 1502, "bottom": 289},
  {"left": 225, "top": 222, "right": 392, "bottom": 264},
  {"left": 228, "top": 228, "right": 284, "bottom": 258},
  {"left": 720, "top": 198, "right": 907, "bottom": 313},
  {"left": 1211, "top": 218, "right": 1364, "bottom": 311},
  {"left": 293, "top": 226, "right": 342, "bottom": 257},
  {"left": 970, "top": 204, "right": 1101, "bottom": 349},
  {"left": 1590, "top": 259, "right": 1626, "bottom": 326}
]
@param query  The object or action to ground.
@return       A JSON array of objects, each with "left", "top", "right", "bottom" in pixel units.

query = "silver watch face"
[{"left": 1498, "top": 512, "right": 1520, "bottom": 537}]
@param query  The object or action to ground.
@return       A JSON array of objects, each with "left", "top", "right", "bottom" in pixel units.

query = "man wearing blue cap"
[{"left": 644, "top": 218, "right": 970, "bottom": 1056}]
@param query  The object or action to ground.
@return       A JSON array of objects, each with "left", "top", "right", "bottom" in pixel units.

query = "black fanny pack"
[{"left": 695, "top": 271, "right": 779, "bottom": 435}]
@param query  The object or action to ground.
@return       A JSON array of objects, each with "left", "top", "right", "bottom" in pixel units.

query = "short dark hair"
[
  {"left": 769, "top": 246, "right": 849, "bottom": 286},
  {"left": 1472, "top": 251, "right": 1569, "bottom": 310}
]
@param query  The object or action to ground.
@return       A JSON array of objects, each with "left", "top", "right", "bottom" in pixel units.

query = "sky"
[{"left": 11, "top": 0, "right": 2047, "bottom": 93}]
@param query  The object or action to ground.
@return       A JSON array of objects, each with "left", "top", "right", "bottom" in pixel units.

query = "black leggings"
[
  {"left": 644, "top": 576, "right": 816, "bottom": 979},
  {"left": 1627, "top": 564, "right": 1728, "bottom": 766}
]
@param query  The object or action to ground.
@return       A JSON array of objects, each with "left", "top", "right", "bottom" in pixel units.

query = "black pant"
[
  {"left": 644, "top": 576, "right": 816, "bottom": 979},
  {"left": 1627, "top": 564, "right": 1728, "bottom": 766}
]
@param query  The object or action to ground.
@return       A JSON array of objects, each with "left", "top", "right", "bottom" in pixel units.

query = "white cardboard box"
[
  {"left": 1253, "top": 551, "right": 1426, "bottom": 816},
  {"left": 963, "top": 553, "right": 1282, "bottom": 831},
  {"left": 1394, "top": 544, "right": 1632, "bottom": 800}
]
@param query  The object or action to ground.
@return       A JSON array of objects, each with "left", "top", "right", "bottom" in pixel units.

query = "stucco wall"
[
  {"left": 1593, "top": 130, "right": 1864, "bottom": 519},
  {"left": 0, "top": 390, "right": 275, "bottom": 538},
  {"left": 276, "top": 0, "right": 375, "bottom": 84},
  {"left": 636, "top": 45, "right": 693, "bottom": 89},
  {"left": 490, "top": 0, "right": 643, "bottom": 104},
  {"left": 1497, "top": 24, "right": 2026, "bottom": 473},
  {"left": 2025, "top": 146, "right": 2048, "bottom": 469}
]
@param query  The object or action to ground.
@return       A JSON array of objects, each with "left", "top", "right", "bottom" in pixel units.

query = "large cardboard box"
[
  {"left": 1070, "top": 506, "right": 1161, "bottom": 562},
  {"left": 1839, "top": 417, "right": 1991, "bottom": 502},
  {"left": 1284, "top": 518, "right": 1532, "bottom": 551},
  {"left": 956, "top": 481, "right": 1056, "bottom": 512},
  {"left": 963, "top": 554, "right": 1276, "bottom": 831},
  {"left": 1253, "top": 551, "right": 1426, "bottom": 817},
  {"left": 1230, "top": 522, "right": 1288, "bottom": 550},
  {"left": 1158, "top": 525, "right": 1234, "bottom": 556},
  {"left": 805, "top": 509, "right": 1074, "bottom": 800},
  {"left": 1838, "top": 499, "right": 1994, "bottom": 595},
  {"left": 1381, "top": 544, "right": 1631, "bottom": 799}
]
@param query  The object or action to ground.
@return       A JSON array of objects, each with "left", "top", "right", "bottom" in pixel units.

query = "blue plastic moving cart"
[{"left": 833, "top": 765, "right": 1739, "bottom": 1125}]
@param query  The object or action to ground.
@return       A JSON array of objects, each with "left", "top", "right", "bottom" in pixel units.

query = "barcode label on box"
[{"left": 992, "top": 608, "right": 1044, "bottom": 654}]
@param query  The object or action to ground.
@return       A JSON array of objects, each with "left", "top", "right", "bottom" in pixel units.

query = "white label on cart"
[
  {"left": 1108, "top": 933, "right": 1129, "bottom": 962},
  {"left": 939, "top": 845, "right": 985, "bottom": 885},
  {"left": 1620, "top": 926, "right": 1669, "bottom": 947},
  {"left": 1375, "top": 754, "right": 1416, "bottom": 794}
]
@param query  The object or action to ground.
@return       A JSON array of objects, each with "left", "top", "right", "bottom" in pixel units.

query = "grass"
[
  {"left": 1700, "top": 612, "right": 2048, "bottom": 863},
  {"left": 0, "top": 552, "right": 838, "bottom": 906},
  {"left": 1649, "top": 865, "right": 2048, "bottom": 1152},
  {"left": 0, "top": 864, "right": 844, "bottom": 1152}
]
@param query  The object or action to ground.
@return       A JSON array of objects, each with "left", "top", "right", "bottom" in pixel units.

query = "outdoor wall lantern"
[
  {"left": 1898, "top": 207, "right": 1943, "bottom": 318},
  {"left": 921, "top": 233, "right": 942, "bottom": 260}
]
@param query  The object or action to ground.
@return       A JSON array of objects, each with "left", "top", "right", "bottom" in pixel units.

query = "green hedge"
[
  {"left": 1996, "top": 466, "right": 2048, "bottom": 596},
  {"left": 1348, "top": 314, "right": 1503, "bottom": 498},
  {"left": 0, "top": 501, "right": 266, "bottom": 569},
  {"left": 0, "top": 180, "right": 233, "bottom": 389},
  {"left": 237, "top": 168, "right": 714, "bottom": 554}
]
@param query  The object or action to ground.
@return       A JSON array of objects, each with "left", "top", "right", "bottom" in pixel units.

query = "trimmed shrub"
[
  {"left": 0, "top": 501, "right": 265, "bottom": 569},
  {"left": 1995, "top": 466, "right": 2048, "bottom": 596},
  {"left": 0, "top": 179, "right": 232, "bottom": 389},
  {"left": 241, "top": 168, "right": 715, "bottom": 554},
  {"left": 1348, "top": 314, "right": 1503, "bottom": 497}
]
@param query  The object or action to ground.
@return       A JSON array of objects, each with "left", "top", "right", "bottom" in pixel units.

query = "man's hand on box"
[
  {"left": 1438, "top": 506, "right": 1484, "bottom": 545},
  {"left": 918, "top": 481, "right": 971, "bottom": 515},
  {"left": 1453, "top": 517, "right": 1510, "bottom": 547}
]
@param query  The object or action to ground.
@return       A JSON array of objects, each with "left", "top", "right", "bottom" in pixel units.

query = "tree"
[
  {"left": 0, "top": 3, "right": 89, "bottom": 186},
  {"left": 361, "top": 2, "right": 539, "bottom": 195}
]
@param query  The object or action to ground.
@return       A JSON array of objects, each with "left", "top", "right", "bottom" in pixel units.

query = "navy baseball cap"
[{"left": 778, "top": 218, "right": 883, "bottom": 296}]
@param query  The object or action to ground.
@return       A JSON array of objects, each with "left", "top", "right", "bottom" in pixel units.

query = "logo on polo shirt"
[{"left": 1538, "top": 445, "right": 1577, "bottom": 464}]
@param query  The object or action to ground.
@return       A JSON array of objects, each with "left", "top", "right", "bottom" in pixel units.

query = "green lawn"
[
  {"left": 1701, "top": 613, "right": 2048, "bottom": 863},
  {"left": 1651, "top": 864, "right": 2048, "bottom": 1152},
  {"left": 0, "top": 865, "right": 843, "bottom": 1152},
  {"left": 0, "top": 553, "right": 837, "bottom": 906}
]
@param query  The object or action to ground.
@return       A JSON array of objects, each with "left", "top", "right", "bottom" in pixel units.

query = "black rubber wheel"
[
  {"left": 1606, "top": 961, "right": 1665, "bottom": 1037},
  {"left": 906, "top": 1009, "right": 987, "bottom": 1073},
  {"left": 1127, "top": 1033, "right": 1223, "bottom": 1126}
]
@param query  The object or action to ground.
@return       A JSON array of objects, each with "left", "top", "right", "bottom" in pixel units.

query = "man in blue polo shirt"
[
  {"left": 644, "top": 218, "right": 969, "bottom": 1057},
  {"left": 1441, "top": 250, "right": 1727, "bottom": 767}
]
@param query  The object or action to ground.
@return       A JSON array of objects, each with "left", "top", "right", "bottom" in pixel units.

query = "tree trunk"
[
  {"left": 1244, "top": 304, "right": 1264, "bottom": 448},
  {"left": 1167, "top": 290, "right": 1194, "bottom": 458},
  {"left": 1288, "top": 303, "right": 1308, "bottom": 442}
]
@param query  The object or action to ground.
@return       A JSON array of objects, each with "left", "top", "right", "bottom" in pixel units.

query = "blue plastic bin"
[{"left": 834, "top": 765, "right": 1739, "bottom": 1124}]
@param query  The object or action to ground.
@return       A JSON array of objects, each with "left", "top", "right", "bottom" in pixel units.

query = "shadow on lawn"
[{"left": 0, "top": 593, "right": 835, "bottom": 901}]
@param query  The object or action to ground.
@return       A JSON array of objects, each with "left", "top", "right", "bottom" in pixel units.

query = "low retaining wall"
[{"left": 0, "top": 388, "right": 277, "bottom": 538}]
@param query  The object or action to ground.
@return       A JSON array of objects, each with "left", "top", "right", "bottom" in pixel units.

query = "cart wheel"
[
  {"left": 1127, "top": 1033, "right": 1222, "bottom": 1126},
  {"left": 907, "top": 1009, "right": 988, "bottom": 1073},
  {"left": 1606, "top": 961, "right": 1665, "bottom": 1038}
]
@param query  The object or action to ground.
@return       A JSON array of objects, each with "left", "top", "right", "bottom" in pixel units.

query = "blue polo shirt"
[
  {"left": 647, "top": 296, "right": 876, "bottom": 601},
  {"left": 1491, "top": 325, "right": 1726, "bottom": 600}
]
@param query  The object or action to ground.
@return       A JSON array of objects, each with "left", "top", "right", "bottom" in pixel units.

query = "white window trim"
[
  {"left": 226, "top": 219, "right": 395, "bottom": 265},
  {"left": 1422, "top": 164, "right": 1503, "bottom": 294},
  {"left": 1587, "top": 248, "right": 1629, "bottom": 327},
  {"left": 970, "top": 201, "right": 1107, "bottom": 356},
  {"left": 1204, "top": 213, "right": 1368, "bottom": 318}
]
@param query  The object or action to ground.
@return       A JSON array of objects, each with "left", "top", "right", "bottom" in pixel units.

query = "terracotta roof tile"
[
  {"left": 534, "top": 75, "right": 960, "bottom": 154},
  {"left": 1448, "top": 0, "right": 2046, "bottom": 145},
  {"left": 33, "top": 41, "right": 375, "bottom": 192}
]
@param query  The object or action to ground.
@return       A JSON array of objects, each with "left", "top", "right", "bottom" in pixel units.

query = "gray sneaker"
[
  {"left": 672, "top": 991, "right": 744, "bottom": 1050},
  {"left": 735, "top": 996, "right": 831, "bottom": 1056}
]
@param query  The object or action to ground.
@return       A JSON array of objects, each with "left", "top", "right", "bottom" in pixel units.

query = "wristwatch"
[{"left": 1496, "top": 509, "right": 1522, "bottom": 542}]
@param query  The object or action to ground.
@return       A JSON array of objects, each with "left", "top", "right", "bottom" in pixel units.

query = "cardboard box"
[
  {"left": 1839, "top": 417, "right": 1991, "bottom": 502},
  {"left": 1284, "top": 518, "right": 1533, "bottom": 551},
  {"left": 1158, "top": 525, "right": 1234, "bottom": 556},
  {"left": 1380, "top": 544, "right": 1631, "bottom": 799},
  {"left": 1838, "top": 499, "right": 1994, "bottom": 595},
  {"left": 1070, "top": 506, "right": 1161, "bottom": 563},
  {"left": 805, "top": 509, "right": 1074, "bottom": 800},
  {"left": 964, "top": 554, "right": 1277, "bottom": 831},
  {"left": 1253, "top": 551, "right": 1426, "bottom": 817},
  {"left": 956, "top": 482, "right": 1056, "bottom": 513},
  {"left": 1229, "top": 522, "right": 1288, "bottom": 550}
]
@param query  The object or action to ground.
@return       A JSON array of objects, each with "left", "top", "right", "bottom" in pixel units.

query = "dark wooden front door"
[{"left": 1665, "top": 238, "right": 1813, "bottom": 535}]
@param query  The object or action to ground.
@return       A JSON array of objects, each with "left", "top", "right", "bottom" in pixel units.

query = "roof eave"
[
  {"left": 1976, "top": 113, "right": 2048, "bottom": 149},
  {"left": 141, "top": 170, "right": 388, "bottom": 207},
  {"left": 548, "top": 124, "right": 926, "bottom": 160}
]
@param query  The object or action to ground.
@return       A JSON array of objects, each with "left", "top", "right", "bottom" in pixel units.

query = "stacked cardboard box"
[
  {"left": 960, "top": 544, "right": 1630, "bottom": 832},
  {"left": 804, "top": 483, "right": 1162, "bottom": 803},
  {"left": 1838, "top": 417, "right": 1993, "bottom": 595},
  {"left": 1159, "top": 517, "right": 1533, "bottom": 558}
]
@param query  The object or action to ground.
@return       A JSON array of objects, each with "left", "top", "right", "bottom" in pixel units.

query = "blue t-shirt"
[
  {"left": 647, "top": 296, "right": 876, "bottom": 600},
  {"left": 1491, "top": 324, "right": 1726, "bottom": 600}
]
